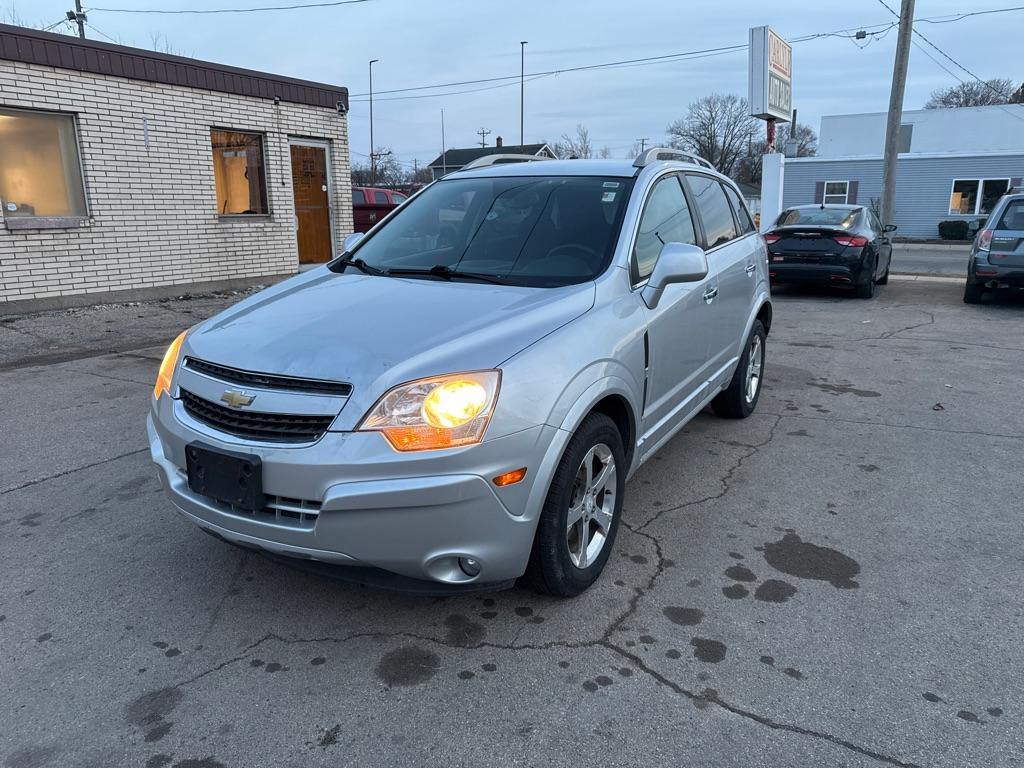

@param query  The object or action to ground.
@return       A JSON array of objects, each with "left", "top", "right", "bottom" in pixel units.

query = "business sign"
[{"left": 749, "top": 26, "right": 792, "bottom": 122}]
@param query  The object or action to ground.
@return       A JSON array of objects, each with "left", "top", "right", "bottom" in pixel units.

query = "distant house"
[
  {"left": 736, "top": 182, "right": 761, "bottom": 218},
  {"left": 0, "top": 23, "right": 352, "bottom": 309},
  {"left": 782, "top": 105, "right": 1024, "bottom": 238},
  {"left": 427, "top": 137, "right": 556, "bottom": 180}
]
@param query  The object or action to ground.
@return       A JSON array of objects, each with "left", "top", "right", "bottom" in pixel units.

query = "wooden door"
[{"left": 290, "top": 144, "right": 332, "bottom": 263}]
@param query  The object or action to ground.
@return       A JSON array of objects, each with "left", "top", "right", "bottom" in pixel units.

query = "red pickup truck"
[{"left": 352, "top": 186, "right": 408, "bottom": 233}]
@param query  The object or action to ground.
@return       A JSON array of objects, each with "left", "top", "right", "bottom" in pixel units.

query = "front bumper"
[{"left": 148, "top": 399, "right": 559, "bottom": 587}]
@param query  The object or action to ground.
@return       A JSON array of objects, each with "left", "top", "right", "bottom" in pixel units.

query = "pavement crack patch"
[
  {"left": 1, "top": 448, "right": 148, "bottom": 495},
  {"left": 637, "top": 414, "right": 783, "bottom": 532},
  {"left": 600, "top": 640, "right": 921, "bottom": 768},
  {"left": 763, "top": 412, "right": 1023, "bottom": 441}
]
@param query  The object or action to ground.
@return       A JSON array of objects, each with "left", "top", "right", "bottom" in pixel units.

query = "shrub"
[{"left": 937, "top": 220, "right": 970, "bottom": 240}]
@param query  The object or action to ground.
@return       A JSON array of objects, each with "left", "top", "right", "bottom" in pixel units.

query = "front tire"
[
  {"left": 524, "top": 413, "right": 625, "bottom": 597},
  {"left": 712, "top": 320, "right": 766, "bottom": 419}
]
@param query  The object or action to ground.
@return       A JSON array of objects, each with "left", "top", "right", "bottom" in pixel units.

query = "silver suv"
[{"left": 148, "top": 148, "right": 772, "bottom": 596}]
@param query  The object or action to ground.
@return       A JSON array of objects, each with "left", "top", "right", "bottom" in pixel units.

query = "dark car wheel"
[
  {"left": 855, "top": 259, "right": 877, "bottom": 298},
  {"left": 876, "top": 258, "right": 890, "bottom": 285},
  {"left": 524, "top": 413, "right": 625, "bottom": 597},
  {"left": 963, "top": 282, "right": 984, "bottom": 304},
  {"left": 712, "top": 320, "right": 766, "bottom": 419}
]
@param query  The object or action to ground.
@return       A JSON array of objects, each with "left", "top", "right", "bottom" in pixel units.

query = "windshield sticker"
[
  {"left": 485, "top": 211, "right": 498, "bottom": 221},
  {"left": 603, "top": 181, "right": 620, "bottom": 188},
  {"left": 602, "top": 191, "right": 617, "bottom": 202}
]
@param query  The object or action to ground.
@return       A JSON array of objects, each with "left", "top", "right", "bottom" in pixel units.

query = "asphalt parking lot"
[{"left": 2, "top": 279, "right": 1022, "bottom": 768}]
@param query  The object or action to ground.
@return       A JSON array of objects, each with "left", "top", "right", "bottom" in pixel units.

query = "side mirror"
[
  {"left": 884, "top": 224, "right": 897, "bottom": 233},
  {"left": 641, "top": 242, "right": 709, "bottom": 310},
  {"left": 343, "top": 232, "right": 365, "bottom": 253}
]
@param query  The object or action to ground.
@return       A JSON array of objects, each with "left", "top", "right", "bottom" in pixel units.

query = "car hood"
[{"left": 183, "top": 266, "right": 594, "bottom": 411}]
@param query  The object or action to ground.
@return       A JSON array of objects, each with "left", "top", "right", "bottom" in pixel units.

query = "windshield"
[
  {"left": 344, "top": 175, "right": 635, "bottom": 287},
  {"left": 776, "top": 207, "right": 861, "bottom": 229}
]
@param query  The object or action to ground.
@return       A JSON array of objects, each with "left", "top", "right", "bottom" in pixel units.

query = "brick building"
[{"left": 0, "top": 24, "right": 352, "bottom": 309}]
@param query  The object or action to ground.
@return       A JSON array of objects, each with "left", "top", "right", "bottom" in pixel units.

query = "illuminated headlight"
[
  {"left": 358, "top": 370, "right": 501, "bottom": 451},
  {"left": 153, "top": 331, "right": 187, "bottom": 400}
]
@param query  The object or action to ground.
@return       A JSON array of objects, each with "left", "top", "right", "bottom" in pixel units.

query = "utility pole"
[
  {"left": 881, "top": 0, "right": 914, "bottom": 227},
  {"left": 636, "top": 138, "right": 649, "bottom": 153},
  {"left": 368, "top": 59, "right": 379, "bottom": 185},
  {"left": 520, "top": 41, "right": 527, "bottom": 151},
  {"left": 476, "top": 127, "right": 491, "bottom": 148},
  {"left": 67, "top": 1, "right": 87, "bottom": 39}
]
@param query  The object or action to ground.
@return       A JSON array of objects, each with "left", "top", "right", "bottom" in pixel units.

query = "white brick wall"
[{"left": 0, "top": 60, "right": 353, "bottom": 303}]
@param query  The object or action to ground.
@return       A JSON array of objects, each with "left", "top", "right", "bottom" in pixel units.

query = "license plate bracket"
[{"left": 185, "top": 442, "right": 264, "bottom": 512}]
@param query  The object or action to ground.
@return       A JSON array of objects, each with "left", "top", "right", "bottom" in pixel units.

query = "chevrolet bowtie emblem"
[{"left": 220, "top": 390, "right": 255, "bottom": 408}]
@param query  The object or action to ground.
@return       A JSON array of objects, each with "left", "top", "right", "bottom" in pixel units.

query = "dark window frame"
[{"left": 210, "top": 127, "right": 271, "bottom": 218}]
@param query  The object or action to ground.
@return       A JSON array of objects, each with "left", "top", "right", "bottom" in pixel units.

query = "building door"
[{"left": 290, "top": 142, "right": 333, "bottom": 263}]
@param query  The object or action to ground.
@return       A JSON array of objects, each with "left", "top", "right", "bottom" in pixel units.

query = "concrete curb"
[
  {"left": 894, "top": 242, "right": 971, "bottom": 252},
  {"left": 890, "top": 273, "right": 964, "bottom": 283}
]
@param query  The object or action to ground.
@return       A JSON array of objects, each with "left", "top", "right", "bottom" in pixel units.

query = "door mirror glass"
[
  {"left": 343, "top": 232, "right": 365, "bottom": 253},
  {"left": 641, "top": 242, "right": 709, "bottom": 309}
]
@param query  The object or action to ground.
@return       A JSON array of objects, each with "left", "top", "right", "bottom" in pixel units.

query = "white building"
[
  {"left": 0, "top": 23, "right": 353, "bottom": 309},
  {"left": 783, "top": 105, "right": 1024, "bottom": 238}
]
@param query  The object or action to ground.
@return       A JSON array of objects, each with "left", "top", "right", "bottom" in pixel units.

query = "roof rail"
[
  {"left": 458, "top": 153, "right": 554, "bottom": 171},
  {"left": 633, "top": 147, "right": 715, "bottom": 170}
]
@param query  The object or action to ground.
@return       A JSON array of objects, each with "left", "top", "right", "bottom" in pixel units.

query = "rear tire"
[
  {"left": 523, "top": 413, "right": 625, "bottom": 597},
  {"left": 963, "top": 282, "right": 984, "bottom": 304},
  {"left": 712, "top": 320, "right": 766, "bottom": 419},
  {"left": 855, "top": 262, "right": 876, "bottom": 299},
  {"left": 876, "top": 261, "right": 889, "bottom": 285}
]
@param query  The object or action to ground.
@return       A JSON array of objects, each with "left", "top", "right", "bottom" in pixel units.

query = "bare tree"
[
  {"left": 552, "top": 124, "right": 594, "bottom": 159},
  {"left": 666, "top": 93, "right": 758, "bottom": 177},
  {"left": 2, "top": 4, "right": 65, "bottom": 30},
  {"left": 1010, "top": 81, "right": 1024, "bottom": 104},
  {"left": 924, "top": 79, "right": 1016, "bottom": 108},
  {"left": 733, "top": 122, "right": 817, "bottom": 186}
]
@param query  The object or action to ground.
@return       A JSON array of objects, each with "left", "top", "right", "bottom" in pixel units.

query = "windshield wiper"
[
  {"left": 331, "top": 256, "right": 388, "bottom": 276},
  {"left": 386, "top": 264, "right": 514, "bottom": 285}
]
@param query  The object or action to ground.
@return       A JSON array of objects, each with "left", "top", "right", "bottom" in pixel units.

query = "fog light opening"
[
  {"left": 493, "top": 467, "right": 527, "bottom": 486},
  {"left": 458, "top": 557, "right": 482, "bottom": 578}
]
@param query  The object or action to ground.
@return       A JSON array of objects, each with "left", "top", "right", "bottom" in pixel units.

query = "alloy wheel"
[
  {"left": 745, "top": 335, "right": 763, "bottom": 404},
  {"left": 566, "top": 443, "right": 617, "bottom": 569}
]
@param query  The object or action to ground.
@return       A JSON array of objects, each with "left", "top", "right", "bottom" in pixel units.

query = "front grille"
[
  {"left": 184, "top": 357, "right": 352, "bottom": 397},
  {"left": 180, "top": 389, "right": 334, "bottom": 443}
]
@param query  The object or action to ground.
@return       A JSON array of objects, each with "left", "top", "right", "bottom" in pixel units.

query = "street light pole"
[
  {"left": 520, "top": 41, "right": 527, "bottom": 151},
  {"left": 881, "top": 0, "right": 914, "bottom": 228},
  {"left": 369, "top": 58, "right": 379, "bottom": 185}
]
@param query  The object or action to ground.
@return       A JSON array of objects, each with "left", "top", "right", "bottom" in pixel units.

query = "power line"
[
  {"left": 87, "top": 0, "right": 369, "bottom": 14},
  {"left": 874, "top": 0, "right": 1024, "bottom": 123},
  {"left": 84, "top": 21, "right": 120, "bottom": 43},
  {"left": 916, "top": 5, "right": 1024, "bottom": 24}
]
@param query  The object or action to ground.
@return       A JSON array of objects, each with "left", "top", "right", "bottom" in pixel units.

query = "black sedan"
[{"left": 764, "top": 205, "right": 895, "bottom": 298}]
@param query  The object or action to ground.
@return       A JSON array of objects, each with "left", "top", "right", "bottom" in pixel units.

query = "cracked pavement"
[{"left": 1, "top": 281, "right": 1022, "bottom": 768}]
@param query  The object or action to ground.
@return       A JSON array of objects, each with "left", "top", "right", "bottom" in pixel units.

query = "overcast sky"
[{"left": 7, "top": 0, "right": 1021, "bottom": 170}]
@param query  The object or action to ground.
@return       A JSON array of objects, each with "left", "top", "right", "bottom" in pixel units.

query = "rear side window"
[
  {"left": 373, "top": 190, "right": 389, "bottom": 204},
  {"left": 997, "top": 200, "right": 1024, "bottom": 230},
  {"left": 352, "top": 188, "right": 365, "bottom": 204},
  {"left": 687, "top": 175, "right": 737, "bottom": 248},
  {"left": 723, "top": 185, "right": 755, "bottom": 234},
  {"left": 633, "top": 175, "right": 698, "bottom": 283},
  {"left": 392, "top": 193, "right": 407, "bottom": 203}
]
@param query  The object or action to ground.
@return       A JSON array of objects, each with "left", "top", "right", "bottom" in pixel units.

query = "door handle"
[
  {"left": 745, "top": 263, "right": 756, "bottom": 276},
  {"left": 702, "top": 286, "right": 718, "bottom": 304}
]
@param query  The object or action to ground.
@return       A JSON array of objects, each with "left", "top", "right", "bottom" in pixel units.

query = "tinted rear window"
[
  {"left": 687, "top": 175, "right": 737, "bottom": 248},
  {"left": 353, "top": 188, "right": 365, "bottom": 205},
  {"left": 374, "top": 191, "right": 389, "bottom": 204},
  {"left": 997, "top": 200, "right": 1024, "bottom": 230},
  {"left": 777, "top": 207, "right": 860, "bottom": 228}
]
